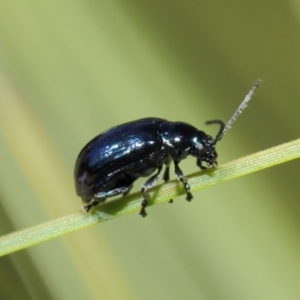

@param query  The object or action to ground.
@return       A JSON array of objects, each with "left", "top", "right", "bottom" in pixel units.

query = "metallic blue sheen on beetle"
[
  {"left": 74, "top": 118, "right": 223, "bottom": 217},
  {"left": 74, "top": 80, "right": 261, "bottom": 217}
]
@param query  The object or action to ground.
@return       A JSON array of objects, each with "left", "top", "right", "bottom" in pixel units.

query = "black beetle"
[{"left": 74, "top": 80, "right": 261, "bottom": 217}]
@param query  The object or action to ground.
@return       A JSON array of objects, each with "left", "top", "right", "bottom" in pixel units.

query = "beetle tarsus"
[
  {"left": 183, "top": 181, "right": 193, "bottom": 201},
  {"left": 140, "top": 207, "right": 147, "bottom": 217},
  {"left": 82, "top": 203, "right": 94, "bottom": 213},
  {"left": 140, "top": 199, "right": 148, "bottom": 217},
  {"left": 186, "top": 191, "right": 193, "bottom": 202}
]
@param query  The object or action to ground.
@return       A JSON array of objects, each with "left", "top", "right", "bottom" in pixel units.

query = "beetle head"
[
  {"left": 189, "top": 119, "right": 226, "bottom": 167},
  {"left": 189, "top": 131, "right": 219, "bottom": 167},
  {"left": 202, "top": 119, "right": 225, "bottom": 167}
]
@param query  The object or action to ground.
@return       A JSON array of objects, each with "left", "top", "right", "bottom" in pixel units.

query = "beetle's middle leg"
[
  {"left": 163, "top": 159, "right": 171, "bottom": 182},
  {"left": 163, "top": 158, "right": 173, "bottom": 203},
  {"left": 121, "top": 174, "right": 138, "bottom": 197},
  {"left": 140, "top": 165, "right": 163, "bottom": 217},
  {"left": 174, "top": 161, "right": 193, "bottom": 201}
]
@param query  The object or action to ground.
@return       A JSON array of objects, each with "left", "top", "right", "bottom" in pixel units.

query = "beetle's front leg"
[
  {"left": 197, "top": 158, "right": 207, "bottom": 170},
  {"left": 140, "top": 166, "right": 163, "bottom": 217},
  {"left": 174, "top": 161, "right": 193, "bottom": 201}
]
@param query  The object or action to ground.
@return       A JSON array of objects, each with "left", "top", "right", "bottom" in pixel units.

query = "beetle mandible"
[{"left": 74, "top": 80, "right": 261, "bottom": 217}]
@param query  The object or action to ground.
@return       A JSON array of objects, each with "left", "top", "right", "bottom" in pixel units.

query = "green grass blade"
[{"left": 0, "top": 138, "right": 299, "bottom": 257}]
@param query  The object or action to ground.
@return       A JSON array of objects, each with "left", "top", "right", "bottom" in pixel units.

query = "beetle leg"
[
  {"left": 164, "top": 165, "right": 173, "bottom": 204},
  {"left": 82, "top": 197, "right": 106, "bottom": 212},
  {"left": 163, "top": 165, "right": 170, "bottom": 182},
  {"left": 96, "top": 186, "right": 131, "bottom": 199},
  {"left": 163, "top": 162, "right": 174, "bottom": 204},
  {"left": 83, "top": 186, "right": 131, "bottom": 212},
  {"left": 122, "top": 185, "right": 133, "bottom": 196},
  {"left": 140, "top": 165, "right": 163, "bottom": 217},
  {"left": 197, "top": 158, "right": 207, "bottom": 170},
  {"left": 174, "top": 161, "right": 193, "bottom": 201},
  {"left": 163, "top": 157, "right": 172, "bottom": 182}
]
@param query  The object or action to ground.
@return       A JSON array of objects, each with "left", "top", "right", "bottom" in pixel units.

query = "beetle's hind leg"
[
  {"left": 174, "top": 161, "right": 193, "bottom": 201},
  {"left": 140, "top": 166, "right": 163, "bottom": 217},
  {"left": 82, "top": 197, "right": 106, "bottom": 212},
  {"left": 83, "top": 186, "right": 132, "bottom": 212},
  {"left": 122, "top": 185, "right": 133, "bottom": 197}
]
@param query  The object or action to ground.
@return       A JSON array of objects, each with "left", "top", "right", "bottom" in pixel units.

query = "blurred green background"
[{"left": 0, "top": 1, "right": 300, "bottom": 299}]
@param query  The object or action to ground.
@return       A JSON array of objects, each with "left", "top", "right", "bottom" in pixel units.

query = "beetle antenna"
[
  {"left": 205, "top": 119, "right": 225, "bottom": 143},
  {"left": 206, "top": 79, "right": 262, "bottom": 144}
]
